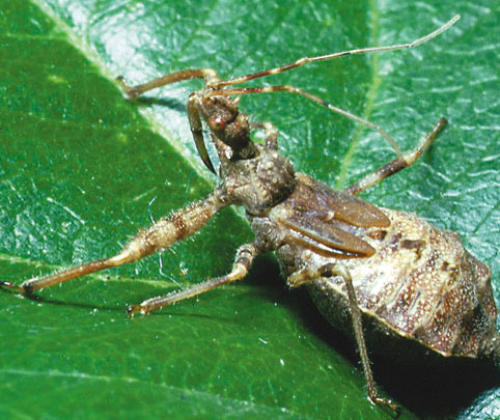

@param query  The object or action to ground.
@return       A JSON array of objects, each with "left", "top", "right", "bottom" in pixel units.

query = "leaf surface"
[{"left": 0, "top": 0, "right": 498, "bottom": 418}]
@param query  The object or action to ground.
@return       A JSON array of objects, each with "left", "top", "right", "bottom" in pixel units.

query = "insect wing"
[
  {"left": 279, "top": 215, "right": 375, "bottom": 258},
  {"left": 295, "top": 174, "right": 390, "bottom": 228},
  {"left": 324, "top": 190, "right": 390, "bottom": 228}
]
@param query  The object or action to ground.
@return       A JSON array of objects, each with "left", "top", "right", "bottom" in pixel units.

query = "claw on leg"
[
  {"left": 0, "top": 281, "right": 27, "bottom": 294},
  {"left": 370, "top": 395, "right": 401, "bottom": 418}
]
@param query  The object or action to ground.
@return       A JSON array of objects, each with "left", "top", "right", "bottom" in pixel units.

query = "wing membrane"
[
  {"left": 279, "top": 215, "right": 375, "bottom": 258},
  {"left": 295, "top": 174, "right": 390, "bottom": 228}
]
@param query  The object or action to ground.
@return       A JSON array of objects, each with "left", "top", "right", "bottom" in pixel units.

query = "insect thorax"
[{"left": 222, "top": 144, "right": 296, "bottom": 216}]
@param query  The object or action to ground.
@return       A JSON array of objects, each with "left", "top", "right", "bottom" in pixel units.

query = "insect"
[{"left": 1, "top": 14, "right": 498, "bottom": 416}]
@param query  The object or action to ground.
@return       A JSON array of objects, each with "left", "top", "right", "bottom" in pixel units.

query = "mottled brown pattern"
[
  {"left": 169, "top": 212, "right": 188, "bottom": 240},
  {"left": 278, "top": 185, "right": 496, "bottom": 359}
]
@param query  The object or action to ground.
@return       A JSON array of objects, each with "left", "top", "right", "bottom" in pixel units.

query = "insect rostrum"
[{"left": 1, "top": 14, "right": 497, "bottom": 416}]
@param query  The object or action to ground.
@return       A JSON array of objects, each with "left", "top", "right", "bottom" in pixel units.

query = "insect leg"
[
  {"left": 0, "top": 188, "right": 229, "bottom": 295},
  {"left": 290, "top": 263, "right": 399, "bottom": 415},
  {"left": 337, "top": 265, "right": 400, "bottom": 416},
  {"left": 116, "top": 68, "right": 220, "bottom": 100},
  {"left": 344, "top": 118, "right": 447, "bottom": 195},
  {"left": 127, "top": 243, "right": 259, "bottom": 315},
  {"left": 210, "top": 86, "right": 403, "bottom": 157},
  {"left": 250, "top": 121, "right": 278, "bottom": 150},
  {"left": 211, "top": 15, "right": 460, "bottom": 89},
  {"left": 117, "top": 69, "right": 223, "bottom": 173}
]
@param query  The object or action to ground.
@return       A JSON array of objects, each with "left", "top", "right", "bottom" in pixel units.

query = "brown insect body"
[
  {"left": 3, "top": 15, "right": 497, "bottom": 415},
  {"left": 279, "top": 178, "right": 496, "bottom": 360},
  {"left": 222, "top": 140, "right": 498, "bottom": 362}
]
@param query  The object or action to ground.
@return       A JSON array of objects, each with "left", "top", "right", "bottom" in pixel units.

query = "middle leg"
[{"left": 128, "top": 243, "right": 259, "bottom": 315}]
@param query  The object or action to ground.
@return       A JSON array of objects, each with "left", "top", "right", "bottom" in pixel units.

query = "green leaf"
[{"left": 0, "top": 0, "right": 498, "bottom": 419}]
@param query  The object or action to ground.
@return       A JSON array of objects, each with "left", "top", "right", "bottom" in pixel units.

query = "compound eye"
[{"left": 208, "top": 116, "right": 226, "bottom": 131}]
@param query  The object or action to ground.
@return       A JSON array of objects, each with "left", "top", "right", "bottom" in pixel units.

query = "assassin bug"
[{"left": 2, "top": 14, "right": 498, "bottom": 415}]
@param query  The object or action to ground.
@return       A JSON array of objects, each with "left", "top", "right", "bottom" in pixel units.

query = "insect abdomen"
[{"left": 306, "top": 210, "right": 497, "bottom": 360}]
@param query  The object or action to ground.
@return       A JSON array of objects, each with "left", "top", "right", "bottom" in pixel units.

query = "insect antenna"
[
  {"left": 207, "top": 85, "right": 404, "bottom": 157},
  {"left": 210, "top": 15, "right": 460, "bottom": 89},
  {"left": 206, "top": 14, "right": 460, "bottom": 158}
]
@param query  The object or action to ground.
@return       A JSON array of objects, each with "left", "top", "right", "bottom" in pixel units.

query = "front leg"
[
  {"left": 1, "top": 187, "right": 229, "bottom": 295},
  {"left": 117, "top": 68, "right": 220, "bottom": 100}
]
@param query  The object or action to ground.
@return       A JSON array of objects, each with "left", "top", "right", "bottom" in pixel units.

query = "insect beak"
[
  {"left": 194, "top": 133, "right": 216, "bottom": 174},
  {"left": 187, "top": 92, "right": 217, "bottom": 174}
]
